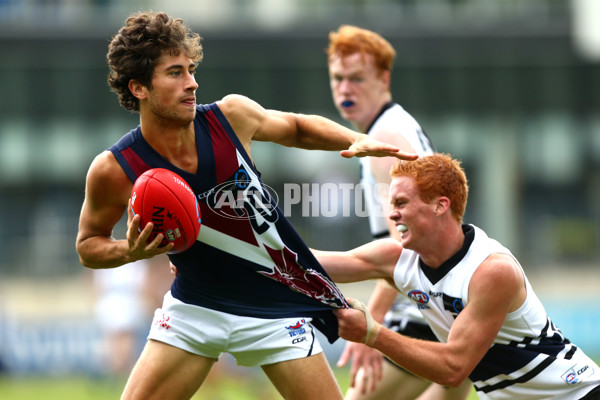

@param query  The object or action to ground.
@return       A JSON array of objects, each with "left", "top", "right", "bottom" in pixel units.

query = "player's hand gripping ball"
[{"left": 130, "top": 168, "right": 201, "bottom": 254}]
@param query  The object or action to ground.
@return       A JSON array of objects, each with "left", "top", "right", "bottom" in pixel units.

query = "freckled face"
[{"left": 388, "top": 176, "right": 435, "bottom": 251}]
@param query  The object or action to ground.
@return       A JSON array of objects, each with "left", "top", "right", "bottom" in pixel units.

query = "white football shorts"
[{"left": 147, "top": 291, "right": 323, "bottom": 367}]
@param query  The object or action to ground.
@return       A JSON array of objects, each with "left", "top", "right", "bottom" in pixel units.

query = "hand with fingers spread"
[{"left": 340, "top": 136, "right": 419, "bottom": 160}]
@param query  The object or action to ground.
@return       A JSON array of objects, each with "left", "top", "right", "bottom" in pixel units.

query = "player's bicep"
[
  {"left": 78, "top": 153, "right": 130, "bottom": 240},
  {"left": 312, "top": 249, "right": 376, "bottom": 282},
  {"left": 253, "top": 109, "right": 298, "bottom": 146},
  {"left": 447, "top": 256, "right": 522, "bottom": 366},
  {"left": 218, "top": 95, "right": 296, "bottom": 146},
  {"left": 78, "top": 196, "right": 126, "bottom": 240},
  {"left": 314, "top": 239, "right": 400, "bottom": 283},
  {"left": 348, "top": 239, "right": 401, "bottom": 279}
]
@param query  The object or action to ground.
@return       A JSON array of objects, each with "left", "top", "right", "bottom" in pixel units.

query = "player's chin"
[
  {"left": 397, "top": 231, "right": 410, "bottom": 245},
  {"left": 339, "top": 108, "right": 354, "bottom": 119},
  {"left": 179, "top": 102, "right": 196, "bottom": 113},
  {"left": 401, "top": 235, "right": 416, "bottom": 250},
  {"left": 175, "top": 111, "right": 196, "bottom": 125},
  {"left": 184, "top": 106, "right": 197, "bottom": 116}
]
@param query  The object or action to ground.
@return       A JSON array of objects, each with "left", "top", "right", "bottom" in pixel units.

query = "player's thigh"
[
  {"left": 262, "top": 352, "right": 343, "bottom": 400},
  {"left": 122, "top": 339, "right": 216, "bottom": 400},
  {"left": 346, "top": 361, "right": 430, "bottom": 400},
  {"left": 415, "top": 379, "right": 472, "bottom": 400}
]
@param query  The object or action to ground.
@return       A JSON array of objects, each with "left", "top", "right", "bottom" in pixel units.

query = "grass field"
[{"left": 0, "top": 368, "right": 480, "bottom": 400}]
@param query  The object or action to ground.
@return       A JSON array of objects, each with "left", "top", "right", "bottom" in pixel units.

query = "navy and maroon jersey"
[{"left": 109, "top": 103, "right": 348, "bottom": 342}]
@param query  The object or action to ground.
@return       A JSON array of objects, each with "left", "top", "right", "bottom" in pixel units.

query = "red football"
[{"left": 130, "top": 168, "right": 201, "bottom": 254}]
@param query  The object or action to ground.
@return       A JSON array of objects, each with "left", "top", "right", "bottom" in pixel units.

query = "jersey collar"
[
  {"left": 365, "top": 101, "right": 395, "bottom": 134},
  {"left": 419, "top": 224, "right": 475, "bottom": 285}
]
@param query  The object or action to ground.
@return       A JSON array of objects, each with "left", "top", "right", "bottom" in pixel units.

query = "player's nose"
[{"left": 186, "top": 71, "right": 198, "bottom": 91}]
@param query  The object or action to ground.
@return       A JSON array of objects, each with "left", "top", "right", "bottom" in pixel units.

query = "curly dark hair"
[{"left": 107, "top": 11, "right": 204, "bottom": 112}]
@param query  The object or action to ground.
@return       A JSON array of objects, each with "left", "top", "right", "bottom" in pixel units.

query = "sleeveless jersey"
[
  {"left": 393, "top": 224, "right": 600, "bottom": 399},
  {"left": 360, "top": 102, "right": 434, "bottom": 322},
  {"left": 109, "top": 103, "right": 348, "bottom": 343}
]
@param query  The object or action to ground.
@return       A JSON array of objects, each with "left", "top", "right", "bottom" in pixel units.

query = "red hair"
[
  {"left": 327, "top": 25, "right": 395, "bottom": 75},
  {"left": 390, "top": 154, "right": 468, "bottom": 223}
]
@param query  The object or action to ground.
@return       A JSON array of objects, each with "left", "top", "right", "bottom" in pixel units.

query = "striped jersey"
[
  {"left": 109, "top": 103, "right": 348, "bottom": 343},
  {"left": 393, "top": 224, "right": 600, "bottom": 399}
]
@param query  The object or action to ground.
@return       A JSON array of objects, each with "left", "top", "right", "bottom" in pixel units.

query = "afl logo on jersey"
[
  {"left": 408, "top": 290, "right": 430, "bottom": 304},
  {"left": 204, "top": 166, "right": 280, "bottom": 229}
]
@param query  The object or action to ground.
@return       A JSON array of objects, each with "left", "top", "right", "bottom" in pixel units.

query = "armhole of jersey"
[
  {"left": 393, "top": 249, "right": 415, "bottom": 295},
  {"left": 109, "top": 147, "right": 138, "bottom": 184},
  {"left": 209, "top": 104, "right": 258, "bottom": 174}
]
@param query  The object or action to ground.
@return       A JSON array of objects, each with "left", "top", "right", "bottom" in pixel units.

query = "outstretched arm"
[
  {"left": 312, "top": 238, "right": 401, "bottom": 284},
  {"left": 217, "top": 94, "right": 418, "bottom": 161}
]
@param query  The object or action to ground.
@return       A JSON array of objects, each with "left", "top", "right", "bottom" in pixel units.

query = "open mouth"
[
  {"left": 341, "top": 100, "right": 354, "bottom": 108},
  {"left": 396, "top": 224, "right": 408, "bottom": 233}
]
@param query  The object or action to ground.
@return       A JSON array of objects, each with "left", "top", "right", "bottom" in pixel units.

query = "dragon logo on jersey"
[
  {"left": 259, "top": 245, "right": 347, "bottom": 308},
  {"left": 153, "top": 312, "right": 171, "bottom": 330},
  {"left": 198, "top": 156, "right": 349, "bottom": 312}
]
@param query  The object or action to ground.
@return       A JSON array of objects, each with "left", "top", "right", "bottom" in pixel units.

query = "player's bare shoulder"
[
  {"left": 217, "top": 94, "right": 264, "bottom": 123},
  {"left": 85, "top": 150, "right": 132, "bottom": 207},
  {"left": 217, "top": 94, "right": 264, "bottom": 145},
  {"left": 472, "top": 253, "right": 526, "bottom": 312}
]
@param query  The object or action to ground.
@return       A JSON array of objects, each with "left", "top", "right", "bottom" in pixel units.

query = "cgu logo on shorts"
[
  {"left": 561, "top": 364, "right": 592, "bottom": 385},
  {"left": 286, "top": 319, "right": 307, "bottom": 338},
  {"left": 408, "top": 290, "right": 431, "bottom": 310}
]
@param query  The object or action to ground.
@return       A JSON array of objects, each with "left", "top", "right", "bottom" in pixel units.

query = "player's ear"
[
  {"left": 129, "top": 79, "right": 147, "bottom": 100},
  {"left": 380, "top": 69, "right": 391, "bottom": 88},
  {"left": 435, "top": 196, "right": 450, "bottom": 216}
]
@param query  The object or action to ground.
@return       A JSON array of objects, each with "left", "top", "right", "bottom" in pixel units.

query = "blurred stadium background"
[{"left": 0, "top": 0, "right": 599, "bottom": 398}]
